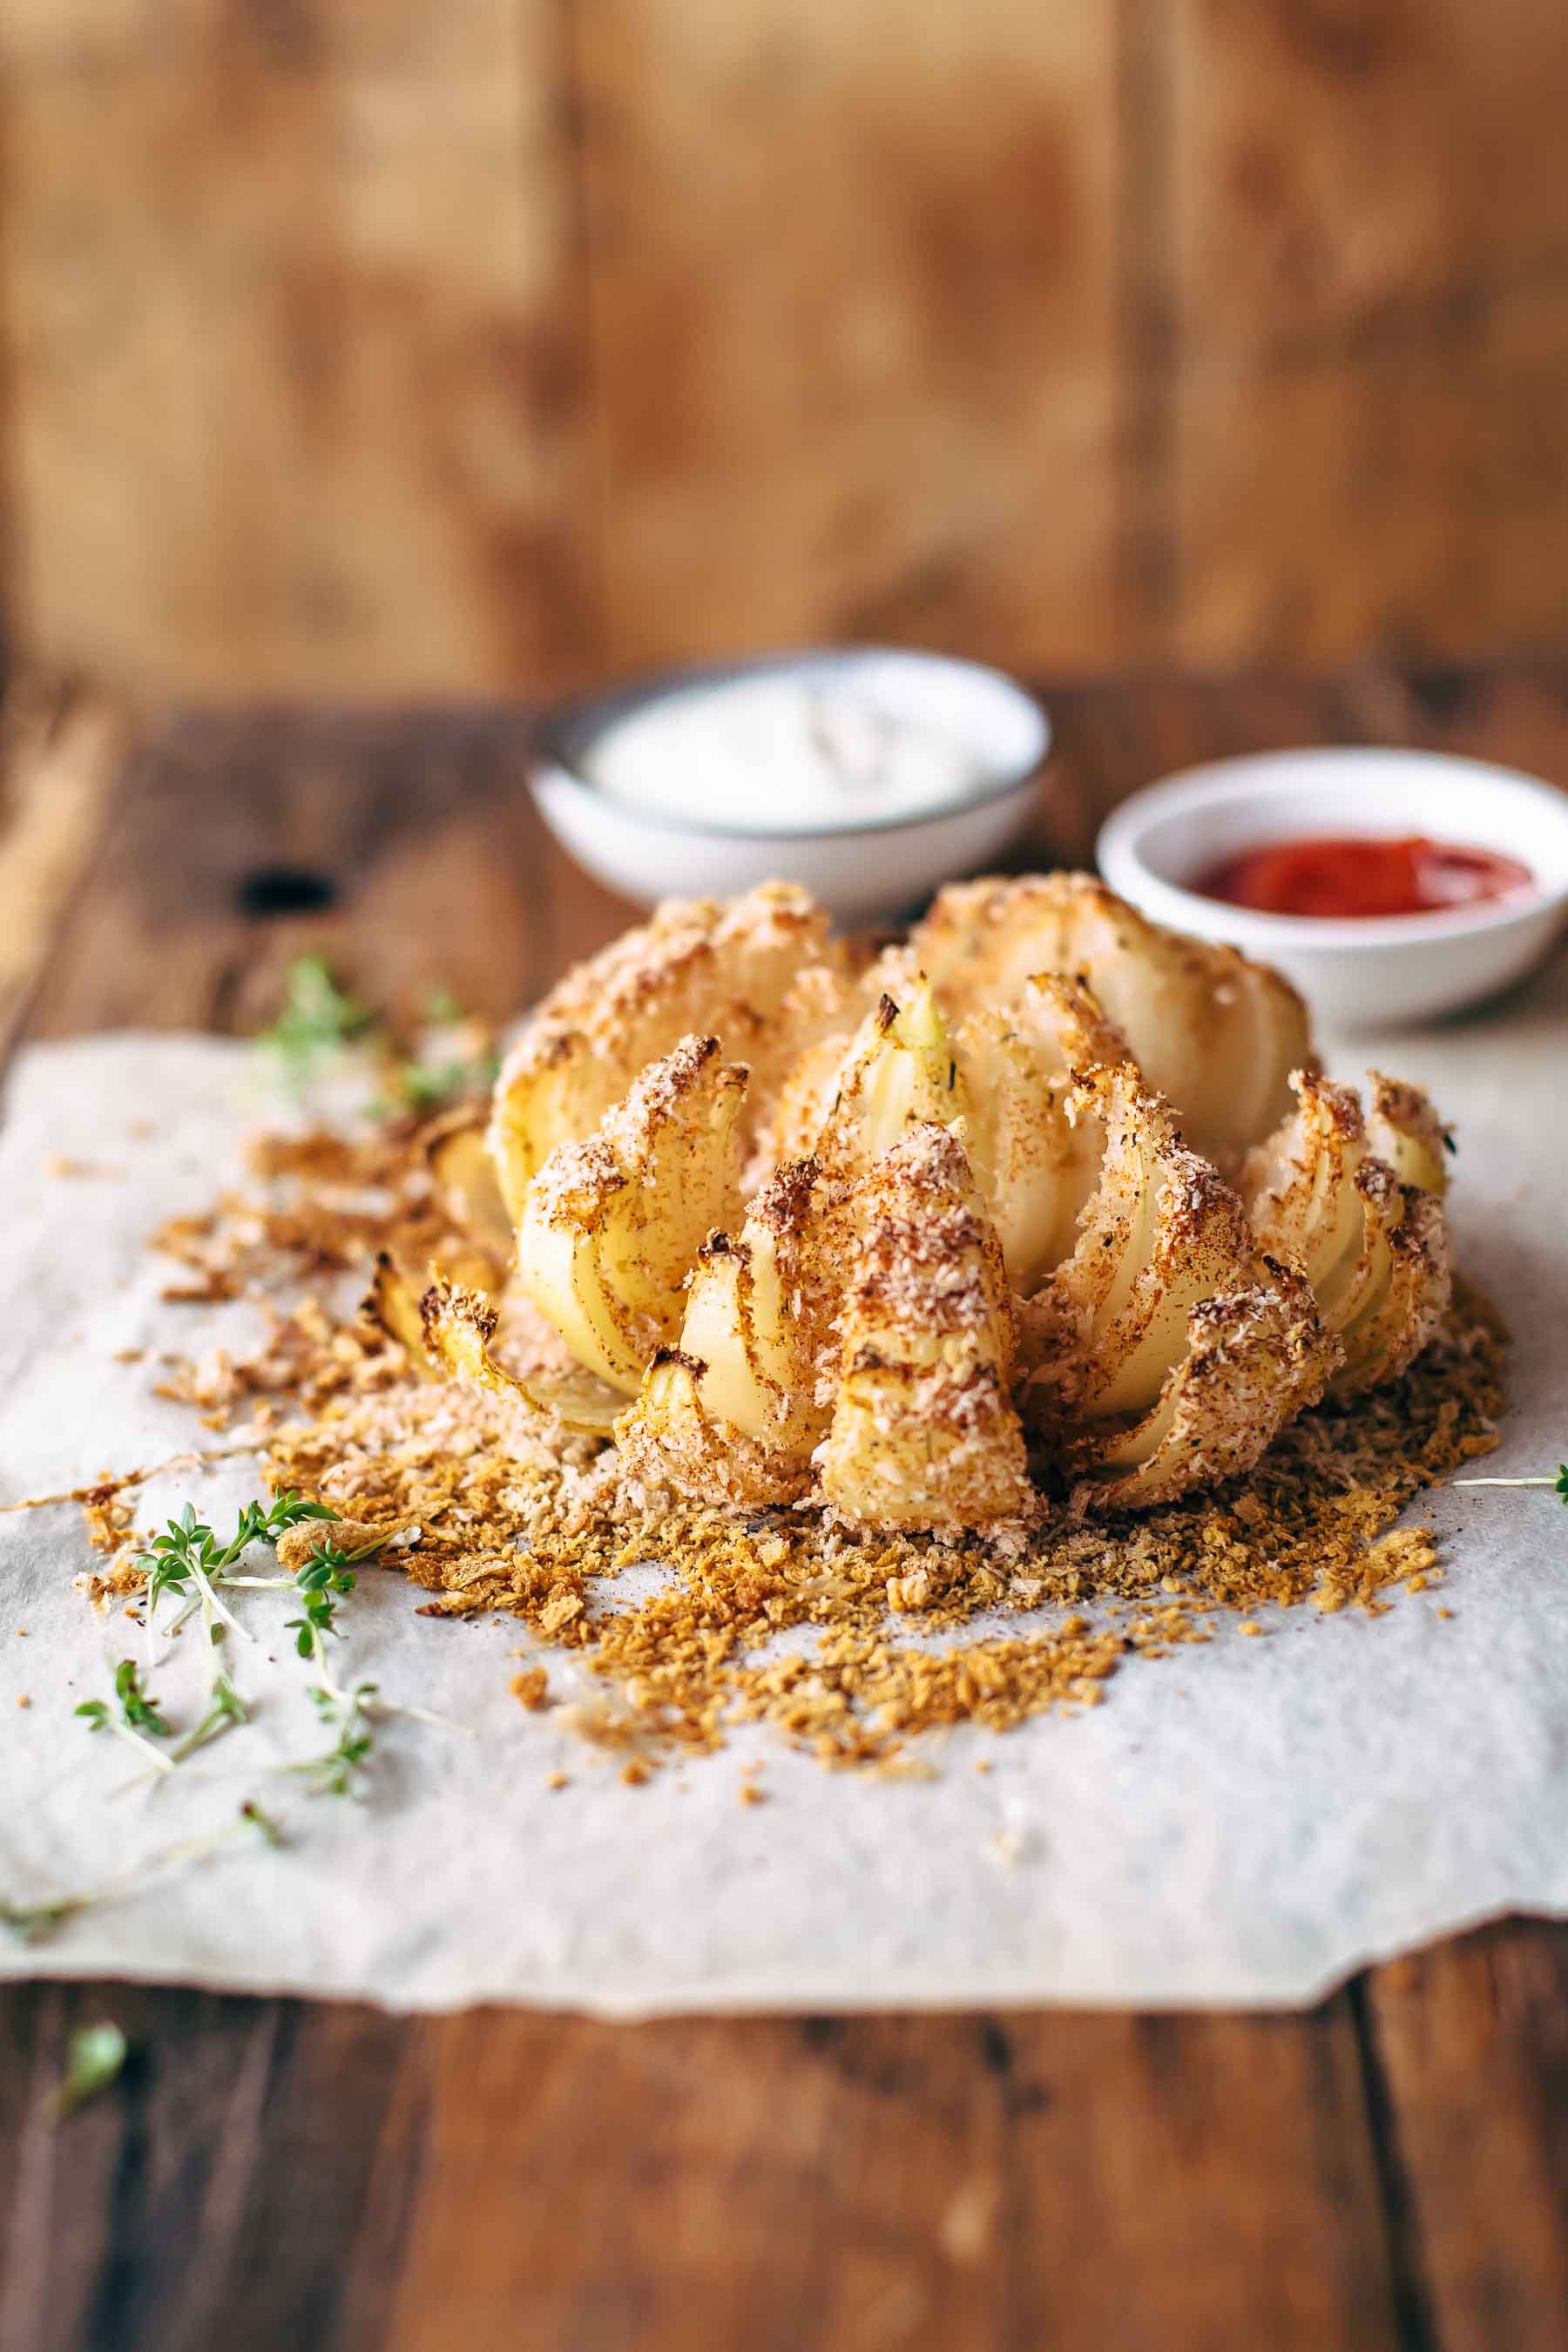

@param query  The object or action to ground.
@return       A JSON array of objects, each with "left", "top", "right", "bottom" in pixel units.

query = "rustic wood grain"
[
  {"left": 0, "top": 678, "right": 127, "bottom": 1062},
  {"left": 573, "top": 0, "right": 1120, "bottom": 675},
  {"left": 0, "top": 11, "right": 595, "bottom": 695},
  {"left": 3, "top": 673, "right": 1568, "bottom": 2349},
  {"left": 7, "top": 8, "right": 1568, "bottom": 686},
  {"left": 1365, "top": 1923, "right": 1568, "bottom": 2352},
  {"left": 1168, "top": 0, "right": 1568, "bottom": 667}
]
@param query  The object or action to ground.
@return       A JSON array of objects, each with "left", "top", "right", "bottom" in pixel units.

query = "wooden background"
[{"left": 4, "top": 0, "right": 1568, "bottom": 700}]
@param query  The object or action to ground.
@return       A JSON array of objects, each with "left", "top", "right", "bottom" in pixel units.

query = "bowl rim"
[
  {"left": 531, "top": 646, "right": 1052, "bottom": 843},
  {"left": 1097, "top": 747, "right": 1568, "bottom": 950}
]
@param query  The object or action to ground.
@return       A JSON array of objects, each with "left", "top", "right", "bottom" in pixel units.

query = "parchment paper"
[{"left": 2, "top": 955, "right": 1565, "bottom": 2016}]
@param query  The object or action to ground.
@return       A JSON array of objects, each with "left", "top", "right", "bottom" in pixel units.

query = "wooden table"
[{"left": 3, "top": 666, "right": 1567, "bottom": 2352}]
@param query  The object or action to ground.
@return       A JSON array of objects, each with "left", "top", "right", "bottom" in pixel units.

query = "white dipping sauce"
[{"left": 582, "top": 652, "right": 1044, "bottom": 835}]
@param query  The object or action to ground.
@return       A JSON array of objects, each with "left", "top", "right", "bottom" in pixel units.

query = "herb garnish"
[
  {"left": 254, "top": 956, "right": 497, "bottom": 1120},
  {"left": 2, "top": 1803, "right": 283, "bottom": 1945},
  {"left": 76, "top": 1660, "right": 173, "bottom": 1774},
  {"left": 281, "top": 1537, "right": 359, "bottom": 1656},
  {"left": 45, "top": 2023, "right": 129, "bottom": 2121},
  {"left": 280, "top": 1534, "right": 464, "bottom": 1800},
  {"left": 255, "top": 955, "right": 374, "bottom": 1087},
  {"left": 142, "top": 1492, "right": 336, "bottom": 1653},
  {"left": 1452, "top": 1465, "right": 1568, "bottom": 1496}
]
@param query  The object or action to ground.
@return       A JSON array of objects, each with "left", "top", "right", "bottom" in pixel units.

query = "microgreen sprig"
[
  {"left": 76, "top": 1661, "right": 174, "bottom": 1775},
  {"left": 1452, "top": 1464, "right": 1568, "bottom": 1496},
  {"left": 1, "top": 1802, "right": 284, "bottom": 1945},
  {"left": 285, "top": 1541, "right": 360, "bottom": 1657},
  {"left": 141, "top": 1492, "right": 337, "bottom": 1654},
  {"left": 168, "top": 1670, "right": 249, "bottom": 1764},
  {"left": 45, "top": 2023, "right": 129, "bottom": 2122},
  {"left": 256, "top": 955, "right": 374, "bottom": 1089},
  {"left": 382, "top": 1044, "right": 501, "bottom": 1118},
  {"left": 287, "top": 1681, "right": 381, "bottom": 1800}
]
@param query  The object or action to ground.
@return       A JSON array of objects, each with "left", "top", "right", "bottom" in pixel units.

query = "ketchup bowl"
[{"left": 1097, "top": 748, "right": 1568, "bottom": 1029}]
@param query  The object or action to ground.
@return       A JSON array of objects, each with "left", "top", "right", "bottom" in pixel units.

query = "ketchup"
[{"left": 1192, "top": 835, "right": 1534, "bottom": 921}]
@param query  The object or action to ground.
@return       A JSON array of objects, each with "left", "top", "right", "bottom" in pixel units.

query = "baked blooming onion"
[{"left": 375, "top": 877, "right": 1456, "bottom": 1529}]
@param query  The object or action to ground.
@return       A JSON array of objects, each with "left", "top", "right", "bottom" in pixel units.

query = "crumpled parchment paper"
[{"left": 2, "top": 952, "right": 1565, "bottom": 2016}]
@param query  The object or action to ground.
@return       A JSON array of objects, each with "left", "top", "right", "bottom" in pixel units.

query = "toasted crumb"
[
  {"left": 545, "top": 1770, "right": 569, "bottom": 1790},
  {"left": 72, "top": 1084, "right": 1506, "bottom": 1787},
  {"left": 740, "top": 1781, "right": 767, "bottom": 1807}
]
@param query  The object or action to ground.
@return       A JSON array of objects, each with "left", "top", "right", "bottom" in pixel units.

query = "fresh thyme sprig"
[
  {"left": 76, "top": 1660, "right": 175, "bottom": 1775},
  {"left": 1452, "top": 1464, "right": 1568, "bottom": 1495},
  {"left": 2, "top": 1802, "right": 284, "bottom": 1944}
]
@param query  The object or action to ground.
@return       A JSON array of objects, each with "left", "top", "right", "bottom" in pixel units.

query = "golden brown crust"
[
  {"left": 484, "top": 877, "right": 1456, "bottom": 1528},
  {"left": 907, "top": 871, "right": 1313, "bottom": 1164}
]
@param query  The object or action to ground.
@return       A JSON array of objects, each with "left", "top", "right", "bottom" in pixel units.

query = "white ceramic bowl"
[
  {"left": 1097, "top": 748, "right": 1568, "bottom": 1029},
  {"left": 530, "top": 649, "right": 1051, "bottom": 924}
]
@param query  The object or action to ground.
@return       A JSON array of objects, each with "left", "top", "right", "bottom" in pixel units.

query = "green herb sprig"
[
  {"left": 168, "top": 1671, "right": 249, "bottom": 1765},
  {"left": 142, "top": 1492, "right": 337, "bottom": 1656},
  {"left": 288, "top": 1680, "right": 381, "bottom": 1800},
  {"left": 284, "top": 1539, "right": 361, "bottom": 1658},
  {"left": 1452, "top": 1464, "right": 1568, "bottom": 1496},
  {"left": 76, "top": 1661, "right": 174, "bottom": 1775},
  {"left": 2, "top": 1803, "right": 284, "bottom": 1945},
  {"left": 255, "top": 956, "right": 497, "bottom": 1122},
  {"left": 256, "top": 955, "right": 374, "bottom": 1089},
  {"left": 45, "top": 2023, "right": 129, "bottom": 2121}
]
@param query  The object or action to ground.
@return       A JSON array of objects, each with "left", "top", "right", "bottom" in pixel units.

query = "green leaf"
[
  {"left": 112, "top": 1659, "right": 170, "bottom": 1737},
  {"left": 255, "top": 956, "right": 375, "bottom": 1084},
  {"left": 46, "top": 2023, "right": 129, "bottom": 2122}
]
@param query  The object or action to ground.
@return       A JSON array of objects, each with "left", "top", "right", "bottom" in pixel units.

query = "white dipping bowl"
[
  {"left": 531, "top": 648, "right": 1051, "bottom": 924},
  {"left": 1097, "top": 748, "right": 1568, "bottom": 1029}
]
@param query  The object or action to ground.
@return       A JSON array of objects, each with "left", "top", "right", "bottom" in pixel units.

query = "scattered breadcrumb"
[{"left": 64, "top": 1112, "right": 1510, "bottom": 1781}]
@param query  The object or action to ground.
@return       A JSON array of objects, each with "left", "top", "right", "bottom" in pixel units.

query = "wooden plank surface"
[
  {"left": 7, "top": 7, "right": 1568, "bottom": 689},
  {"left": 0, "top": 5, "right": 595, "bottom": 696},
  {"left": 3, "top": 668, "right": 1568, "bottom": 2350},
  {"left": 573, "top": 0, "right": 1121, "bottom": 673},
  {"left": 1167, "top": 0, "right": 1568, "bottom": 667}
]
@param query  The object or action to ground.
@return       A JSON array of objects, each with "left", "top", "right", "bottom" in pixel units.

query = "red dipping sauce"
[{"left": 1192, "top": 834, "right": 1534, "bottom": 922}]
